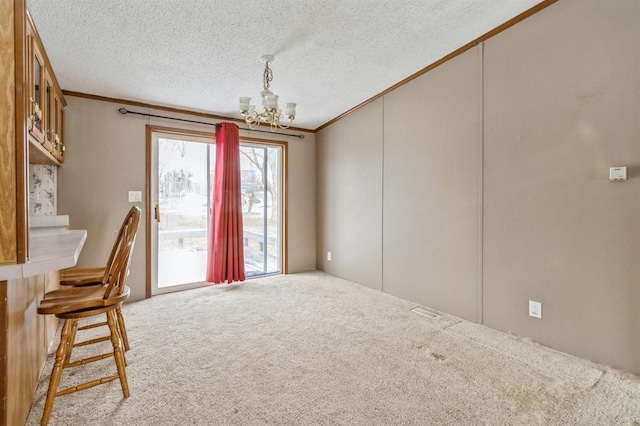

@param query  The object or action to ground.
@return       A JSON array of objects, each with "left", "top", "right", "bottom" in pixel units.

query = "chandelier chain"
[{"left": 263, "top": 62, "right": 273, "bottom": 91}]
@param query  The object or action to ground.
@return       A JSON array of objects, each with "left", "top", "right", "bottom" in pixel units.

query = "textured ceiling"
[{"left": 27, "top": 0, "right": 543, "bottom": 131}]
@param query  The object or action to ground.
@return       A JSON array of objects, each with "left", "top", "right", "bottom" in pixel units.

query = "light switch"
[{"left": 128, "top": 191, "right": 142, "bottom": 202}]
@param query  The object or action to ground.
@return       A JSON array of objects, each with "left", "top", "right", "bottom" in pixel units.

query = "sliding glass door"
[{"left": 149, "top": 129, "right": 284, "bottom": 295}]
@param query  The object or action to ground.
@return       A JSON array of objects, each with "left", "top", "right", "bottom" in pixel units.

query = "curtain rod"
[{"left": 117, "top": 108, "right": 305, "bottom": 139}]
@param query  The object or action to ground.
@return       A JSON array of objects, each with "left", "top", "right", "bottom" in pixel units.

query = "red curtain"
[{"left": 206, "top": 122, "right": 246, "bottom": 284}]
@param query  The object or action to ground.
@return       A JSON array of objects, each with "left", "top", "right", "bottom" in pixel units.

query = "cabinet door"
[
  {"left": 51, "top": 89, "right": 65, "bottom": 163},
  {"left": 28, "top": 34, "right": 46, "bottom": 145},
  {"left": 42, "top": 70, "right": 55, "bottom": 153}
]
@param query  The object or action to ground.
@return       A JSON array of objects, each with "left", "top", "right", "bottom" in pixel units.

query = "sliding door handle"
[{"left": 154, "top": 204, "right": 161, "bottom": 223}]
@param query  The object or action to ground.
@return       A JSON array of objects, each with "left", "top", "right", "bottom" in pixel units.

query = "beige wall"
[
  {"left": 316, "top": 0, "right": 640, "bottom": 374},
  {"left": 383, "top": 46, "right": 482, "bottom": 322},
  {"left": 316, "top": 99, "right": 383, "bottom": 290},
  {"left": 483, "top": 0, "right": 639, "bottom": 374},
  {"left": 59, "top": 96, "right": 316, "bottom": 301}
]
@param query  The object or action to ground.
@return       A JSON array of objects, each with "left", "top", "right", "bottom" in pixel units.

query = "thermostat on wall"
[{"left": 609, "top": 167, "right": 627, "bottom": 181}]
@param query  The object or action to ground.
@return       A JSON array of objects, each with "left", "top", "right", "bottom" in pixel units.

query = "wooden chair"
[
  {"left": 51, "top": 206, "right": 141, "bottom": 351},
  {"left": 37, "top": 207, "right": 140, "bottom": 426}
]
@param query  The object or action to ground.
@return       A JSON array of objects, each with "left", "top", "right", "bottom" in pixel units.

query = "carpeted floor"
[{"left": 26, "top": 271, "right": 640, "bottom": 425}]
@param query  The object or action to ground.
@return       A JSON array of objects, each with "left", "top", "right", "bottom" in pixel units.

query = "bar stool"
[
  {"left": 37, "top": 207, "right": 139, "bottom": 425},
  {"left": 51, "top": 206, "right": 140, "bottom": 351}
]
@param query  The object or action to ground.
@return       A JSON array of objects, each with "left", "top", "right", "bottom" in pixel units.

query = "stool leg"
[
  {"left": 63, "top": 319, "right": 79, "bottom": 366},
  {"left": 115, "top": 304, "right": 130, "bottom": 351},
  {"left": 107, "top": 310, "right": 130, "bottom": 398},
  {"left": 41, "top": 319, "right": 74, "bottom": 426}
]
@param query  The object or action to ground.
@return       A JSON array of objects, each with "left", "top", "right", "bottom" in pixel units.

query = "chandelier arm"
[{"left": 244, "top": 111, "right": 260, "bottom": 128}]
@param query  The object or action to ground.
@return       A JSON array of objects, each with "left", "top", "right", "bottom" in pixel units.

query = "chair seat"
[{"left": 39, "top": 285, "right": 130, "bottom": 316}]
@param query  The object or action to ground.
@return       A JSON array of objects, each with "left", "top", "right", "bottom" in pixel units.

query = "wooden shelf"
[{"left": 29, "top": 138, "right": 62, "bottom": 166}]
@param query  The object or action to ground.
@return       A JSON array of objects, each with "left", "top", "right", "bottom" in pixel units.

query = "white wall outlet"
[
  {"left": 609, "top": 166, "right": 627, "bottom": 181},
  {"left": 128, "top": 191, "right": 142, "bottom": 202},
  {"left": 529, "top": 300, "right": 542, "bottom": 319},
  {"left": 327, "top": 251, "right": 332, "bottom": 261}
]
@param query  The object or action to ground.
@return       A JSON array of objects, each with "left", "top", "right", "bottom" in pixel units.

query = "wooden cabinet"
[
  {"left": 1, "top": 270, "right": 60, "bottom": 425},
  {"left": 0, "top": 229, "right": 86, "bottom": 425},
  {"left": 1, "top": 4, "right": 66, "bottom": 262},
  {"left": 26, "top": 11, "right": 65, "bottom": 166}
]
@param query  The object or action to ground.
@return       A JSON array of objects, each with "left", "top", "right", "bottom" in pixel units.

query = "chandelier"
[{"left": 239, "top": 54, "right": 296, "bottom": 131}]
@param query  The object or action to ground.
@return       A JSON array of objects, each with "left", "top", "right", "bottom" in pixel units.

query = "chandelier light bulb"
[
  {"left": 239, "top": 97, "right": 251, "bottom": 109},
  {"left": 285, "top": 102, "right": 296, "bottom": 118}
]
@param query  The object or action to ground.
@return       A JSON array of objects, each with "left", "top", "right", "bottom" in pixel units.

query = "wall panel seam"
[
  {"left": 381, "top": 97, "right": 385, "bottom": 293},
  {"left": 478, "top": 42, "right": 485, "bottom": 325}
]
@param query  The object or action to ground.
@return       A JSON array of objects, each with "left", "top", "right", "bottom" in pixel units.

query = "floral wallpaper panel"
[{"left": 30, "top": 164, "right": 57, "bottom": 216}]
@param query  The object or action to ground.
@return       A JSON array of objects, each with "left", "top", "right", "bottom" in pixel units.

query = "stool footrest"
[
  {"left": 65, "top": 352, "right": 114, "bottom": 368},
  {"left": 78, "top": 321, "right": 108, "bottom": 330},
  {"left": 74, "top": 335, "right": 110, "bottom": 348},
  {"left": 56, "top": 374, "right": 120, "bottom": 397}
]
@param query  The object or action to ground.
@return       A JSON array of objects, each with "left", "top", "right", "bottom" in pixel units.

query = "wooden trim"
[
  {"left": 14, "top": 0, "right": 27, "bottom": 264},
  {"left": 282, "top": 144, "right": 288, "bottom": 274},
  {"left": 145, "top": 124, "right": 215, "bottom": 140},
  {"left": 0, "top": 0, "right": 17, "bottom": 266},
  {"left": 64, "top": 90, "right": 313, "bottom": 133},
  {"left": 145, "top": 125, "right": 152, "bottom": 298},
  {"left": 236, "top": 136, "right": 287, "bottom": 147},
  {"left": 0, "top": 281, "right": 7, "bottom": 426},
  {"left": 314, "top": 0, "right": 559, "bottom": 132}
]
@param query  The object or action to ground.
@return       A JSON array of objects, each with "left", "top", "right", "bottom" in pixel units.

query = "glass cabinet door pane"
[
  {"left": 45, "top": 81, "right": 51, "bottom": 141},
  {"left": 53, "top": 97, "right": 58, "bottom": 136},
  {"left": 33, "top": 55, "right": 42, "bottom": 131}
]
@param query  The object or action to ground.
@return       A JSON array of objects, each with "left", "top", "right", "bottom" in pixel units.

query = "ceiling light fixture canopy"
[{"left": 240, "top": 54, "right": 296, "bottom": 131}]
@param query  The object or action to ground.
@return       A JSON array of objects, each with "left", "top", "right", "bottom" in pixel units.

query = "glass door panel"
[
  {"left": 156, "top": 137, "right": 213, "bottom": 290},
  {"left": 240, "top": 145, "right": 281, "bottom": 276}
]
